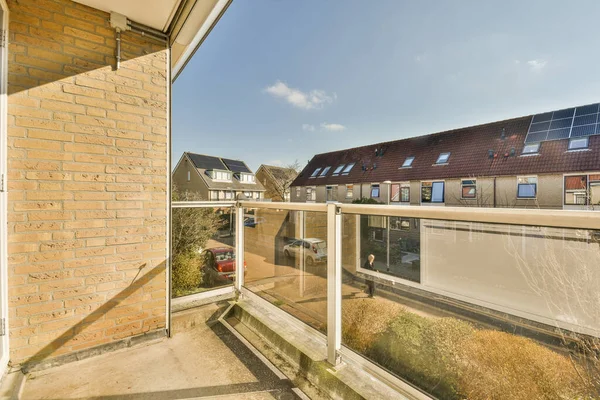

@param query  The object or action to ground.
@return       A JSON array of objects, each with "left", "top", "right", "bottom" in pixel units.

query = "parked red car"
[{"left": 201, "top": 247, "right": 246, "bottom": 285}]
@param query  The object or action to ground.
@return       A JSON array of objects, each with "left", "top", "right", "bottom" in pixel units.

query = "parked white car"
[{"left": 283, "top": 238, "right": 327, "bottom": 266}]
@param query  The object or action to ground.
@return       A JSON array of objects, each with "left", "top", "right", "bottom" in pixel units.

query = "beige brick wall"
[{"left": 6, "top": 0, "right": 168, "bottom": 364}]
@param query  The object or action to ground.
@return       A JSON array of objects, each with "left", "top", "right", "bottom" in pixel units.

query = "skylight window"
[
  {"left": 402, "top": 157, "right": 414, "bottom": 168},
  {"left": 568, "top": 137, "right": 589, "bottom": 150},
  {"left": 319, "top": 166, "right": 331, "bottom": 177},
  {"left": 332, "top": 165, "right": 345, "bottom": 176},
  {"left": 310, "top": 168, "right": 321, "bottom": 178},
  {"left": 522, "top": 143, "right": 540, "bottom": 155},
  {"left": 436, "top": 152, "right": 450, "bottom": 164},
  {"left": 342, "top": 163, "right": 355, "bottom": 175}
]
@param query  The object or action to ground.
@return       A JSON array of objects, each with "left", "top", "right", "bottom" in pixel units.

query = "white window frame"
[
  {"left": 239, "top": 173, "right": 255, "bottom": 183},
  {"left": 306, "top": 186, "right": 316, "bottom": 202},
  {"left": 370, "top": 184, "right": 380, "bottom": 198},
  {"left": 521, "top": 143, "right": 540, "bottom": 156},
  {"left": 332, "top": 165, "right": 345, "bottom": 176},
  {"left": 401, "top": 156, "right": 414, "bottom": 168},
  {"left": 517, "top": 176, "right": 538, "bottom": 199},
  {"left": 319, "top": 166, "right": 331, "bottom": 177},
  {"left": 0, "top": 0, "right": 8, "bottom": 377},
  {"left": 421, "top": 181, "right": 445, "bottom": 204},
  {"left": 310, "top": 168, "right": 321, "bottom": 178},
  {"left": 435, "top": 152, "right": 450, "bottom": 164},
  {"left": 326, "top": 185, "right": 335, "bottom": 201},
  {"left": 211, "top": 169, "right": 232, "bottom": 182},
  {"left": 345, "top": 184, "right": 354, "bottom": 199},
  {"left": 342, "top": 163, "right": 355, "bottom": 175},
  {"left": 391, "top": 182, "right": 410, "bottom": 203},
  {"left": 568, "top": 137, "right": 589, "bottom": 151},
  {"left": 461, "top": 179, "right": 477, "bottom": 200},
  {"left": 295, "top": 187, "right": 301, "bottom": 198}
]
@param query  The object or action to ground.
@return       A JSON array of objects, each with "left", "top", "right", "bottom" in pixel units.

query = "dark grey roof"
[
  {"left": 188, "top": 153, "right": 227, "bottom": 170},
  {"left": 222, "top": 158, "right": 252, "bottom": 173}
]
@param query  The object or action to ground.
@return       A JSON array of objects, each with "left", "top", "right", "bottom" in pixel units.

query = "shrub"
[
  {"left": 371, "top": 313, "right": 474, "bottom": 399},
  {"left": 342, "top": 298, "right": 404, "bottom": 353},
  {"left": 172, "top": 251, "right": 202, "bottom": 296},
  {"left": 460, "top": 330, "right": 588, "bottom": 400}
]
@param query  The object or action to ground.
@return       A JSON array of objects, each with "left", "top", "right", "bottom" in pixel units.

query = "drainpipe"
[
  {"left": 383, "top": 181, "right": 391, "bottom": 271},
  {"left": 493, "top": 177, "right": 497, "bottom": 208}
]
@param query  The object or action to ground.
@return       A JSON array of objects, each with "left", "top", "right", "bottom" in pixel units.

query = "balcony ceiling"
[{"left": 73, "top": 0, "right": 182, "bottom": 31}]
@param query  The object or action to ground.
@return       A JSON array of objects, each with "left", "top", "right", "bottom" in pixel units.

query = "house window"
[
  {"left": 371, "top": 229, "right": 384, "bottom": 242},
  {"left": 370, "top": 184, "right": 380, "bottom": 198},
  {"left": 391, "top": 183, "right": 410, "bottom": 203},
  {"left": 368, "top": 215, "right": 387, "bottom": 228},
  {"left": 342, "top": 163, "right": 355, "bottom": 175},
  {"left": 422, "top": 181, "right": 444, "bottom": 203},
  {"left": 306, "top": 187, "right": 316, "bottom": 201},
  {"left": 225, "top": 191, "right": 233, "bottom": 200},
  {"left": 517, "top": 176, "right": 537, "bottom": 198},
  {"left": 346, "top": 184, "right": 353, "bottom": 199},
  {"left": 187, "top": 171, "right": 191, "bottom": 181},
  {"left": 326, "top": 186, "right": 334, "bottom": 201},
  {"left": 402, "top": 157, "right": 414, "bottom": 168},
  {"left": 461, "top": 179, "right": 477, "bottom": 199},
  {"left": 239, "top": 173, "right": 255, "bottom": 183},
  {"left": 390, "top": 217, "right": 411, "bottom": 231},
  {"left": 310, "top": 168, "right": 321, "bottom": 178},
  {"left": 564, "top": 175, "right": 587, "bottom": 205},
  {"left": 295, "top": 187, "right": 301, "bottom": 198},
  {"left": 255, "top": 192, "right": 260, "bottom": 199},
  {"left": 436, "top": 152, "right": 450, "bottom": 164},
  {"left": 210, "top": 191, "right": 218, "bottom": 200},
  {"left": 568, "top": 137, "right": 589, "bottom": 150},
  {"left": 522, "top": 143, "right": 540, "bottom": 155},
  {"left": 211, "top": 170, "right": 232, "bottom": 181},
  {"left": 319, "top": 166, "right": 331, "bottom": 177},
  {"left": 332, "top": 165, "right": 345, "bottom": 176}
]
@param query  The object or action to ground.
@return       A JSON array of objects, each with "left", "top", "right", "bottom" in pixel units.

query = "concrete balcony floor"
[{"left": 18, "top": 303, "right": 311, "bottom": 400}]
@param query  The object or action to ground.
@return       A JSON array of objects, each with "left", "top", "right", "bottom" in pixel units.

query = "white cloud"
[
  {"left": 264, "top": 80, "right": 336, "bottom": 110},
  {"left": 527, "top": 59, "right": 547, "bottom": 72},
  {"left": 302, "top": 124, "right": 315, "bottom": 132},
  {"left": 320, "top": 122, "right": 346, "bottom": 132}
]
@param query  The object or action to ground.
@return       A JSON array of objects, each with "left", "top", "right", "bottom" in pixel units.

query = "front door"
[{"left": 0, "top": 0, "right": 9, "bottom": 377}]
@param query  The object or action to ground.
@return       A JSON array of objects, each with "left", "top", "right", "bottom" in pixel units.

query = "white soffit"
[{"left": 73, "top": 0, "right": 182, "bottom": 31}]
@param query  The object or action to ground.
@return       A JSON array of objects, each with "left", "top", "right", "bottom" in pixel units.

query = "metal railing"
[{"left": 172, "top": 200, "right": 600, "bottom": 398}]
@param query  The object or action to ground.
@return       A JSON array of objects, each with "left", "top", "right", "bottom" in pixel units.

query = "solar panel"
[
  {"left": 524, "top": 103, "right": 600, "bottom": 144},
  {"left": 221, "top": 158, "right": 251, "bottom": 173},
  {"left": 187, "top": 153, "right": 227, "bottom": 170}
]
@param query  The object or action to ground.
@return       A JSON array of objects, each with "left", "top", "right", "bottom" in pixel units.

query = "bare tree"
[{"left": 264, "top": 160, "right": 302, "bottom": 202}]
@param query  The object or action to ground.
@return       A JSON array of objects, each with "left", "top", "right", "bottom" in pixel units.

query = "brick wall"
[{"left": 6, "top": 0, "right": 168, "bottom": 365}]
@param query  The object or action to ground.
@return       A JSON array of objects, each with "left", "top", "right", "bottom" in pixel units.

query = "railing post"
[
  {"left": 235, "top": 203, "right": 245, "bottom": 292},
  {"left": 327, "top": 202, "right": 342, "bottom": 365}
]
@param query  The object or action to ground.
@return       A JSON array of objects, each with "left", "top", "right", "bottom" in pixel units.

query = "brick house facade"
[{"left": 0, "top": 0, "right": 230, "bottom": 373}]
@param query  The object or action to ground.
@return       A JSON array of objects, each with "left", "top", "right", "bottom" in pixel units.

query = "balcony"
[{"left": 166, "top": 200, "right": 600, "bottom": 399}]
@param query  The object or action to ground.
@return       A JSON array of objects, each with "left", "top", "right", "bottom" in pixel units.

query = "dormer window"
[
  {"left": 209, "top": 170, "right": 232, "bottom": 181},
  {"left": 342, "top": 163, "right": 355, "bottom": 175},
  {"left": 310, "top": 168, "right": 322, "bottom": 178},
  {"left": 319, "top": 166, "right": 331, "bottom": 177},
  {"left": 238, "top": 172, "right": 255, "bottom": 183},
  {"left": 436, "top": 152, "right": 450, "bottom": 164},
  {"left": 332, "top": 165, "right": 345, "bottom": 176},
  {"left": 402, "top": 157, "right": 414, "bottom": 168}
]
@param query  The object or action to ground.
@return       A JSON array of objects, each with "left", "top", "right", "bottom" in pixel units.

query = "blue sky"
[{"left": 173, "top": 0, "right": 600, "bottom": 172}]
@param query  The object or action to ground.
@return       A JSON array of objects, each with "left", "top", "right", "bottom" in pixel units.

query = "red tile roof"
[{"left": 291, "top": 115, "right": 600, "bottom": 187}]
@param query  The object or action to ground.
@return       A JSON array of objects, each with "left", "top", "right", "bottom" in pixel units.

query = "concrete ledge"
[
  {"left": 21, "top": 329, "right": 166, "bottom": 374},
  {"left": 228, "top": 298, "right": 419, "bottom": 400},
  {"left": 0, "top": 369, "right": 25, "bottom": 400},
  {"left": 171, "top": 286, "right": 236, "bottom": 313}
]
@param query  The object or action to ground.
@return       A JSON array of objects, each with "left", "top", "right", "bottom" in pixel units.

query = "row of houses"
[
  {"left": 172, "top": 152, "right": 298, "bottom": 202},
  {"left": 290, "top": 103, "right": 600, "bottom": 210}
]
